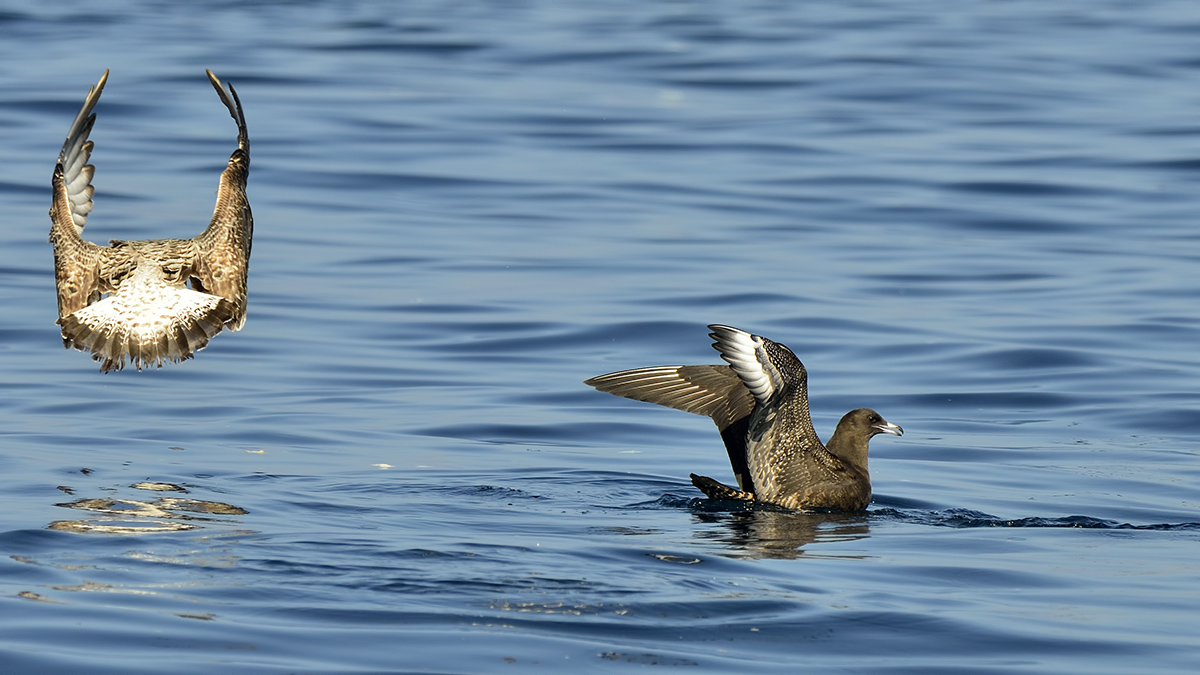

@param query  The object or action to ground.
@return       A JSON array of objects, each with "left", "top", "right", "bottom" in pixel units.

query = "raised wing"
[
  {"left": 192, "top": 69, "right": 252, "bottom": 330},
  {"left": 708, "top": 324, "right": 804, "bottom": 404},
  {"left": 49, "top": 70, "right": 109, "bottom": 320},
  {"left": 708, "top": 325, "right": 850, "bottom": 505}
]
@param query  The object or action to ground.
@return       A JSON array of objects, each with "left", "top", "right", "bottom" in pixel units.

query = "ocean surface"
[{"left": 1, "top": 1, "right": 1198, "bottom": 672}]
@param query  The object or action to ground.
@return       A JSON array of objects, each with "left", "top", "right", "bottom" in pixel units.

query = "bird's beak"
[{"left": 874, "top": 421, "right": 903, "bottom": 437}]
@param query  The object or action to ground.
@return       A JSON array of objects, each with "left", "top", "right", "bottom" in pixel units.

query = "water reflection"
[
  {"left": 49, "top": 480, "right": 247, "bottom": 535},
  {"left": 691, "top": 507, "right": 870, "bottom": 559}
]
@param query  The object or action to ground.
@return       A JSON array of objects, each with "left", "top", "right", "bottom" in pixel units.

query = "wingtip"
[
  {"left": 583, "top": 370, "right": 629, "bottom": 390},
  {"left": 707, "top": 323, "right": 754, "bottom": 345},
  {"left": 205, "top": 68, "right": 248, "bottom": 148},
  {"left": 708, "top": 324, "right": 759, "bottom": 356},
  {"left": 206, "top": 68, "right": 226, "bottom": 98}
]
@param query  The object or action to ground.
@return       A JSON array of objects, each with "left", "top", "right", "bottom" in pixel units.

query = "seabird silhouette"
[
  {"left": 585, "top": 324, "right": 902, "bottom": 511},
  {"left": 49, "top": 69, "right": 252, "bottom": 372}
]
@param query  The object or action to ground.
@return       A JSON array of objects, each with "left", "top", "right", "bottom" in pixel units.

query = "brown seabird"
[
  {"left": 48, "top": 70, "right": 252, "bottom": 372},
  {"left": 585, "top": 324, "right": 902, "bottom": 511}
]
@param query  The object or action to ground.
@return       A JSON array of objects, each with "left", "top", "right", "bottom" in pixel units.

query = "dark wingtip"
[{"left": 205, "top": 68, "right": 248, "bottom": 151}]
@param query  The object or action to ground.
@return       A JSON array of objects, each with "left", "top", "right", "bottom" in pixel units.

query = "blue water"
[{"left": 1, "top": 1, "right": 1199, "bottom": 672}]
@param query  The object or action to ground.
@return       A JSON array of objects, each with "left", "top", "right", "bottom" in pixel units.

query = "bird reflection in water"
[
  {"left": 50, "top": 479, "right": 247, "bottom": 535},
  {"left": 690, "top": 505, "right": 871, "bottom": 560}
]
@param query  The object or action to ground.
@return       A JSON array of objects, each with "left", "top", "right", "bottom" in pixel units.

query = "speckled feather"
[{"left": 48, "top": 69, "right": 252, "bottom": 372}]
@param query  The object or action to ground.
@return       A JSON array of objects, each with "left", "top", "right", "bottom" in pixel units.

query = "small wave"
[
  {"left": 642, "top": 495, "right": 1200, "bottom": 532},
  {"left": 873, "top": 507, "right": 1200, "bottom": 531}
]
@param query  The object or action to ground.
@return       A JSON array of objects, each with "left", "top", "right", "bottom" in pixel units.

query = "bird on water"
[
  {"left": 585, "top": 324, "right": 902, "bottom": 511},
  {"left": 49, "top": 69, "right": 252, "bottom": 372}
]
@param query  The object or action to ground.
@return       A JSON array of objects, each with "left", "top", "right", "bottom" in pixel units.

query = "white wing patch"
[{"left": 708, "top": 324, "right": 783, "bottom": 404}]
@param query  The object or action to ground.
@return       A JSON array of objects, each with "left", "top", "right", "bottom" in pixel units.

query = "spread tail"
[{"left": 59, "top": 286, "right": 235, "bottom": 372}]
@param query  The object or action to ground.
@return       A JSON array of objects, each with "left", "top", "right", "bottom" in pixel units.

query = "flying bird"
[
  {"left": 585, "top": 324, "right": 902, "bottom": 511},
  {"left": 49, "top": 69, "right": 252, "bottom": 372}
]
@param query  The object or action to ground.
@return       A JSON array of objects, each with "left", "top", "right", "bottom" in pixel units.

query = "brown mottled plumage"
[
  {"left": 585, "top": 324, "right": 902, "bottom": 511},
  {"left": 49, "top": 69, "right": 252, "bottom": 372}
]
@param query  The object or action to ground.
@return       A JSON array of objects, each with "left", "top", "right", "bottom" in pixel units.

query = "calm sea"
[{"left": 1, "top": 1, "right": 1198, "bottom": 673}]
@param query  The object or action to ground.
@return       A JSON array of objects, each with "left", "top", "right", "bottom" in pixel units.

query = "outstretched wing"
[
  {"left": 49, "top": 70, "right": 109, "bottom": 320},
  {"left": 584, "top": 364, "right": 753, "bottom": 431},
  {"left": 586, "top": 362, "right": 760, "bottom": 492},
  {"left": 192, "top": 69, "right": 252, "bottom": 330}
]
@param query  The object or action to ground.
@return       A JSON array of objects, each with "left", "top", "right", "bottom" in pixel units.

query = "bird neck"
[{"left": 825, "top": 424, "right": 871, "bottom": 474}]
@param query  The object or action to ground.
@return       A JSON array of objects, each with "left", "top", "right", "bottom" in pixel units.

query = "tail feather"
[
  {"left": 690, "top": 473, "right": 755, "bottom": 501},
  {"left": 59, "top": 285, "right": 236, "bottom": 372}
]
